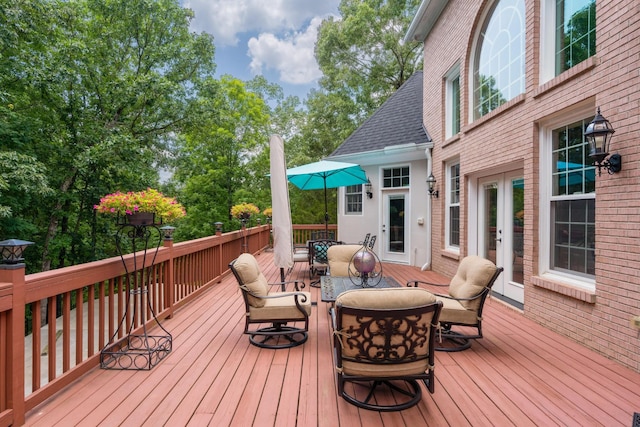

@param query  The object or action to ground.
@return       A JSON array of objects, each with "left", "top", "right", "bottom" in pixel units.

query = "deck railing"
[{"left": 0, "top": 224, "right": 330, "bottom": 427}]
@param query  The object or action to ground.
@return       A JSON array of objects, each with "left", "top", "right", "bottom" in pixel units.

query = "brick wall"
[{"left": 421, "top": 0, "right": 640, "bottom": 372}]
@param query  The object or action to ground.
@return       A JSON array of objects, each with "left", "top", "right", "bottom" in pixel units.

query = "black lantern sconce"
[
  {"left": 160, "top": 225, "right": 176, "bottom": 241},
  {"left": 365, "top": 179, "right": 373, "bottom": 199},
  {"left": 0, "top": 239, "right": 34, "bottom": 265},
  {"left": 426, "top": 173, "right": 439, "bottom": 198},
  {"left": 585, "top": 107, "right": 621, "bottom": 176}
]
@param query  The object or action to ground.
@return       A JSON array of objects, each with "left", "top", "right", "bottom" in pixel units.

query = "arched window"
[{"left": 472, "top": 0, "right": 525, "bottom": 120}]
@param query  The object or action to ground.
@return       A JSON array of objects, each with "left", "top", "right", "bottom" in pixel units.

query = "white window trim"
[
  {"left": 467, "top": 2, "right": 492, "bottom": 124},
  {"left": 539, "top": 0, "right": 556, "bottom": 84},
  {"left": 538, "top": 104, "right": 596, "bottom": 291},
  {"left": 445, "top": 159, "right": 461, "bottom": 253},
  {"left": 445, "top": 64, "right": 461, "bottom": 139},
  {"left": 344, "top": 184, "right": 363, "bottom": 215}
]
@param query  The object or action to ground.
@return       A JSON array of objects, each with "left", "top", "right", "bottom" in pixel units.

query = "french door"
[
  {"left": 381, "top": 192, "right": 409, "bottom": 263},
  {"left": 477, "top": 172, "right": 524, "bottom": 305}
]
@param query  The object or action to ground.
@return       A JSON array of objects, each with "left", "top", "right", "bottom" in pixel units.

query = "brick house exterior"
[{"left": 406, "top": 0, "right": 640, "bottom": 372}]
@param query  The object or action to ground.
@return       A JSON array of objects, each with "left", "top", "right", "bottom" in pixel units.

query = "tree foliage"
[
  {"left": 0, "top": 0, "right": 216, "bottom": 270},
  {"left": 0, "top": 0, "right": 424, "bottom": 271}
]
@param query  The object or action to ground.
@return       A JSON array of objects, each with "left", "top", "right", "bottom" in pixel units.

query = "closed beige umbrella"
[{"left": 269, "top": 134, "right": 293, "bottom": 282}]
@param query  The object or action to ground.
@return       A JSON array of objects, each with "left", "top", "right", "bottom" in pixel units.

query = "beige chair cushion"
[
  {"left": 336, "top": 288, "right": 437, "bottom": 376},
  {"left": 249, "top": 292, "right": 313, "bottom": 320},
  {"left": 436, "top": 297, "right": 478, "bottom": 325},
  {"left": 448, "top": 255, "right": 497, "bottom": 311},
  {"left": 232, "top": 253, "right": 269, "bottom": 308},
  {"left": 327, "top": 245, "right": 361, "bottom": 277},
  {"left": 336, "top": 287, "right": 436, "bottom": 309}
]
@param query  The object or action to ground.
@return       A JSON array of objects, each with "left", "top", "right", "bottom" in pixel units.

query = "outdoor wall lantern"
[
  {"left": 160, "top": 225, "right": 176, "bottom": 240},
  {"left": 426, "top": 173, "right": 439, "bottom": 198},
  {"left": 585, "top": 107, "right": 621, "bottom": 176},
  {"left": 0, "top": 239, "right": 34, "bottom": 265},
  {"left": 365, "top": 179, "right": 373, "bottom": 199}
]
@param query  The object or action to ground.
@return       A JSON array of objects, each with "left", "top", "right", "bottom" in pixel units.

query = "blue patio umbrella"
[{"left": 286, "top": 160, "right": 369, "bottom": 235}]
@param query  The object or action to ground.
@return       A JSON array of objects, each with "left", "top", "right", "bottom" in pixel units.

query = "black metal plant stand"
[{"left": 100, "top": 213, "right": 172, "bottom": 370}]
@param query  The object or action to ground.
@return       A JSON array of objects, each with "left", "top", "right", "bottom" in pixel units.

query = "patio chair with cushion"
[
  {"left": 332, "top": 287, "right": 442, "bottom": 411},
  {"left": 308, "top": 239, "right": 343, "bottom": 280},
  {"left": 327, "top": 244, "right": 361, "bottom": 277},
  {"left": 407, "top": 255, "right": 503, "bottom": 352},
  {"left": 229, "top": 253, "right": 312, "bottom": 349}
]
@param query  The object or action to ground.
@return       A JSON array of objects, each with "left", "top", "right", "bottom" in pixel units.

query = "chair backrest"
[
  {"left": 334, "top": 288, "right": 441, "bottom": 376},
  {"left": 449, "top": 256, "right": 501, "bottom": 312},
  {"left": 229, "top": 253, "right": 269, "bottom": 308},
  {"left": 310, "top": 239, "right": 342, "bottom": 264},
  {"left": 327, "top": 245, "right": 361, "bottom": 277},
  {"left": 311, "top": 230, "right": 335, "bottom": 240}
]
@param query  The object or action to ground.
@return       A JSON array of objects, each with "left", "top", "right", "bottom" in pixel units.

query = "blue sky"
[{"left": 183, "top": 0, "right": 341, "bottom": 101}]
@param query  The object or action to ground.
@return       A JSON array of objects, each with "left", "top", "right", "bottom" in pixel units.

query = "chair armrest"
[
  {"left": 251, "top": 291, "right": 311, "bottom": 315},
  {"left": 433, "top": 287, "right": 490, "bottom": 302},
  {"left": 406, "top": 279, "right": 449, "bottom": 288},
  {"left": 268, "top": 280, "right": 307, "bottom": 292}
]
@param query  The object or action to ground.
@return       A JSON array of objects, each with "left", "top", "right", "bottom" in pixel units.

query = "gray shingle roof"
[{"left": 329, "top": 71, "right": 430, "bottom": 158}]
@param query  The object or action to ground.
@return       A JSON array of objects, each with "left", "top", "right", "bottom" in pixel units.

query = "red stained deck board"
[{"left": 23, "top": 252, "right": 640, "bottom": 427}]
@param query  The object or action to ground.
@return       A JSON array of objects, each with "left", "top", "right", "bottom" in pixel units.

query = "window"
[
  {"left": 472, "top": 0, "right": 525, "bottom": 120},
  {"left": 550, "top": 119, "right": 596, "bottom": 277},
  {"left": 446, "top": 162, "right": 460, "bottom": 250},
  {"left": 345, "top": 184, "right": 363, "bottom": 214},
  {"left": 445, "top": 66, "right": 461, "bottom": 138},
  {"left": 382, "top": 167, "right": 410, "bottom": 188},
  {"left": 541, "top": 109, "right": 599, "bottom": 289},
  {"left": 540, "top": 0, "right": 596, "bottom": 82},
  {"left": 555, "top": 0, "right": 596, "bottom": 75}
]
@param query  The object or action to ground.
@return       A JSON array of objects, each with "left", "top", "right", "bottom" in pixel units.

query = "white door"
[
  {"left": 381, "top": 192, "right": 409, "bottom": 263},
  {"left": 477, "top": 172, "right": 524, "bottom": 305}
]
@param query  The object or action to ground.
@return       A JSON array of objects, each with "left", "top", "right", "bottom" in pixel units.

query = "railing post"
[
  {"left": 162, "top": 237, "right": 175, "bottom": 319},
  {"left": 1, "top": 265, "right": 26, "bottom": 426}
]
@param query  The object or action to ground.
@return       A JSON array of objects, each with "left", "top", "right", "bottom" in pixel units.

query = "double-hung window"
[
  {"left": 542, "top": 112, "right": 596, "bottom": 287},
  {"left": 445, "top": 66, "right": 461, "bottom": 138},
  {"left": 345, "top": 184, "right": 363, "bottom": 214},
  {"left": 446, "top": 162, "right": 461, "bottom": 251}
]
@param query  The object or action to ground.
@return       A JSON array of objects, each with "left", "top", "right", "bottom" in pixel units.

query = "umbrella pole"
[{"left": 323, "top": 177, "right": 329, "bottom": 237}]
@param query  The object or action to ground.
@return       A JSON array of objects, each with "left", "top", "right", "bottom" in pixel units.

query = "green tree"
[
  {"left": 315, "top": 0, "right": 423, "bottom": 118},
  {"left": 174, "top": 76, "right": 271, "bottom": 238},
  {"left": 0, "top": 0, "right": 216, "bottom": 270}
]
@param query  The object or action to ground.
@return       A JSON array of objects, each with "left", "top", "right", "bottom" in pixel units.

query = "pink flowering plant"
[{"left": 94, "top": 188, "right": 186, "bottom": 222}]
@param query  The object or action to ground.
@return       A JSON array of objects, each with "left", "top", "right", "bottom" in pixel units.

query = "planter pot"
[{"left": 127, "top": 212, "right": 156, "bottom": 226}]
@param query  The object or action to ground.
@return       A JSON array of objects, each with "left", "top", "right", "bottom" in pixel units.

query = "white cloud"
[
  {"left": 247, "top": 16, "right": 324, "bottom": 85},
  {"left": 184, "top": 0, "right": 338, "bottom": 47},
  {"left": 183, "top": 0, "right": 339, "bottom": 89}
]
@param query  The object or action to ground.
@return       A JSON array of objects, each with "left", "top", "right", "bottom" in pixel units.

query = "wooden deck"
[{"left": 24, "top": 251, "right": 640, "bottom": 426}]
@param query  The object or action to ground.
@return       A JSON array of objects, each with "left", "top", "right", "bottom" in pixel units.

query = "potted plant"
[
  {"left": 230, "top": 203, "right": 260, "bottom": 221},
  {"left": 94, "top": 188, "right": 186, "bottom": 225},
  {"left": 262, "top": 207, "right": 272, "bottom": 221}
]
